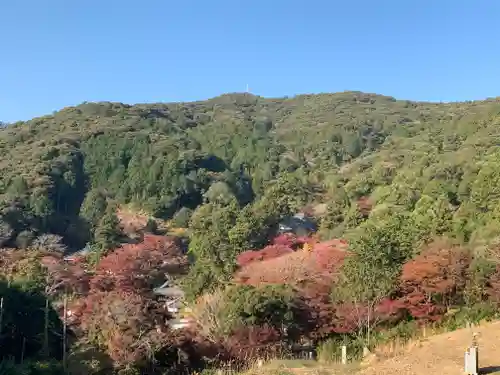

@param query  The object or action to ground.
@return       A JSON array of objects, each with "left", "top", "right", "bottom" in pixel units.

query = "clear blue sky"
[{"left": 1, "top": 0, "right": 500, "bottom": 122}]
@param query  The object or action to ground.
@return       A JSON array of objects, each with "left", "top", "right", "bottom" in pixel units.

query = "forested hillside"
[
  {"left": 4, "top": 91, "right": 500, "bottom": 374},
  {"left": 3, "top": 91, "right": 499, "bottom": 248}
]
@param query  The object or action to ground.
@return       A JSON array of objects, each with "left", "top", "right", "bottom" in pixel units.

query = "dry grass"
[
  {"left": 116, "top": 205, "right": 169, "bottom": 234},
  {"left": 372, "top": 337, "right": 426, "bottom": 360},
  {"left": 189, "top": 289, "right": 227, "bottom": 341},
  {"left": 369, "top": 325, "right": 443, "bottom": 360},
  {"left": 358, "top": 320, "right": 500, "bottom": 375},
  {"left": 222, "top": 320, "right": 500, "bottom": 374},
  {"left": 168, "top": 226, "right": 188, "bottom": 236},
  {"left": 238, "top": 359, "right": 359, "bottom": 375},
  {"left": 198, "top": 320, "right": 500, "bottom": 375}
]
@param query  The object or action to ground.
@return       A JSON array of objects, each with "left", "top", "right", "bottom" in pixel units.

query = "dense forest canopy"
[
  {"left": 4, "top": 91, "right": 500, "bottom": 373},
  {"left": 3, "top": 90, "right": 500, "bottom": 251}
]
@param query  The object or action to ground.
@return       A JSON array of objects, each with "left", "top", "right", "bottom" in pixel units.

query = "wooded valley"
[{"left": 2, "top": 91, "right": 500, "bottom": 374}]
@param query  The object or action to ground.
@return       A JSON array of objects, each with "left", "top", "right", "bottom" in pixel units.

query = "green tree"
[
  {"left": 171, "top": 207, "right": 193, "bottom": 228},
  {"left": 203, "top": 181, "right": 235, "bottom": 205},
  {"left": 221, "top": 284, "right": 300, "bottom": 335},
  {"left": 185, "top": 202, "right": 240, "bottom": 296},
  {"left": 336, "top": 213, "right": 417, "bottom": 303},
  {"left": 470, "top": 154, "right": 500, "bottom": 212},
  {"left": 80, "top": 189, "right": 108, "bottom": 230},
  {"left": 94, "top": 207, "right": 121, "bottom": 251},
  {"left": 412, "top": 195, "right": 454, "bottom": 240}
]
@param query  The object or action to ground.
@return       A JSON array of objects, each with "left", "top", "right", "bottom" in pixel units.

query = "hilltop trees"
[{"left": 0, "top": 90, "right": 482, "bottom": 251}]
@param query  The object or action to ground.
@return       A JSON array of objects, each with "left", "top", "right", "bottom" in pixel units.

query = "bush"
[
  {"left": 172, "top": 207, "right": 193, "bottom": 228},
  {"left": 222, "top": 285, "right": 301, "bottom": 336},
  {"left": 316, "top": 336, "right": 364, "bottom": 363},
  {"left": 144, "top": 218, "right": 158, "bottom": 234},
  {"left": 440, "top": 303, "right": 500, "bottom": 331},
  {"left": 223, "top": 325, "right": 285, "bottom": 362},
  {"left": 15, "top": 230, "right": 35, "bottom": 249},
  {"left": 190, "top": 289, "right": 227, "bottom": 342},
  {"left": 32, "top": 234, "right": 67, "bottom": 253},
  {"left": 0, "top": 360, "right": 64, "bottom": 375}
]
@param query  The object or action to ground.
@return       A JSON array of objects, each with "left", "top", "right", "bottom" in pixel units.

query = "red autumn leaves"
[
  {"left": 233, "top": 235, "right": 477, "bottom": 338},
  {"left": 66, "top": 234, "right": 189, "bottom": 364}
]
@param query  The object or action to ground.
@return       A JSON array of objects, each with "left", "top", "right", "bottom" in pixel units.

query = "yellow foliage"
[{"left": 302, "top": 242, "right": 313, "bottom": 252}]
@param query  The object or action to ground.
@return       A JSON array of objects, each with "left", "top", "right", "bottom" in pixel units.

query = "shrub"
[
  {"left": 32, "top": 234, "right": 67, "bottom": 253},
  {"left": 223, "top": 325, "right": 284, "bottom": 362},
  {"left": 316, "top": 336, "right": 364, "bottom": 363},
  {"left": 190, "top": 289, "right": 227, "bottom": 342},
  {"left": 15, "top": 230, "right": 35, "bottom": 249},
  {"left": 151, "top": 331, "right": 230, "bottom": 375},
  {"left": 221, "top": 285, "right": 302, "bottom": 337},
  {"left": 440, "top": 303, "right": 500, "bottom": 331},
  {"left": 144, "top": 218, "right": 158, "bottom": 234},
  {"left": 487, "top": 264, "right": 500, "bottom": 304},
  {"left": 172, "top": 207, "right": 193, "bottom": 228}
]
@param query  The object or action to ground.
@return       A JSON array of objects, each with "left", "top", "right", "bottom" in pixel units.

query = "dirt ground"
[
  {"left": 249, "top": 321, "right": 500, "bottom": 375},
  {"left": 359, "top": 320, "right": 500, "bottom": 375}
]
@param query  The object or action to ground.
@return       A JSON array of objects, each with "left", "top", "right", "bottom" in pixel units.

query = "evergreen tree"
[{"left": 94, "top": 207, "right": 121, "bottom": 251}]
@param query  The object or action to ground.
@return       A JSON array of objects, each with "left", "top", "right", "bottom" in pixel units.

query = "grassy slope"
[
  {"left": 358, "top": 320, "right": 500, "bottom": 375},
  {"left": 242, "top": 359, "right": 359, "bottom": 375},
  {"left": 244, "top": 320, "right": 500, "bottom": 375}
]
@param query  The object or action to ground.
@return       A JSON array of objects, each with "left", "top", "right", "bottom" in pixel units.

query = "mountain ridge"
[
  {"left": 9, "top": 89, "right": 500, "bottom": 126},
  {"left": 1, "top": 90, "right": 500, "bottom": 251}
]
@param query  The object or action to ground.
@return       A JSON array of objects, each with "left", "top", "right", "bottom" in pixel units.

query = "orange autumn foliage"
[
  {"left": 398, "top": 239, "right": 470, "bottom": 321},
  {"left": 234, "top": 238, "right": 347, "bottom": 286},
  {"left": 91, "top": 234, "right": 188, "bottom": 293}
]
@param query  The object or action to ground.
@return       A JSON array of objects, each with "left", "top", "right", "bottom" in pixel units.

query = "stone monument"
[{"left": 464, "top": 333, "right": 479, "bottom": 375}]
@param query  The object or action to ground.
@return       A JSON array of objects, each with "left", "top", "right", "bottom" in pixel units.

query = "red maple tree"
[
  {"left": 397, "top": 239, "right": 470, "bottom": 322},
  {"left": 91, "top": 234, "right": 188, "bottom": 293},
  {"left": 68, "top": 234, "right": 192, "bottom": 367}
]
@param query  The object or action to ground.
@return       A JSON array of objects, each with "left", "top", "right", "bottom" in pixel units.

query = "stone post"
[
  {"left": 464, "top": 333, "right": 479, "bottom": 375},
  {"left": 464, "top": 346, "right": 478, "bottom": 375},
  {"left": 341, "top": 345, "right": 347, "bottom": 365}
]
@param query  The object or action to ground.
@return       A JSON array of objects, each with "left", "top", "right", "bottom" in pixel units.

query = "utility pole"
[{"left": 63, "top": 294, "right": 68, "bottom": 373}]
